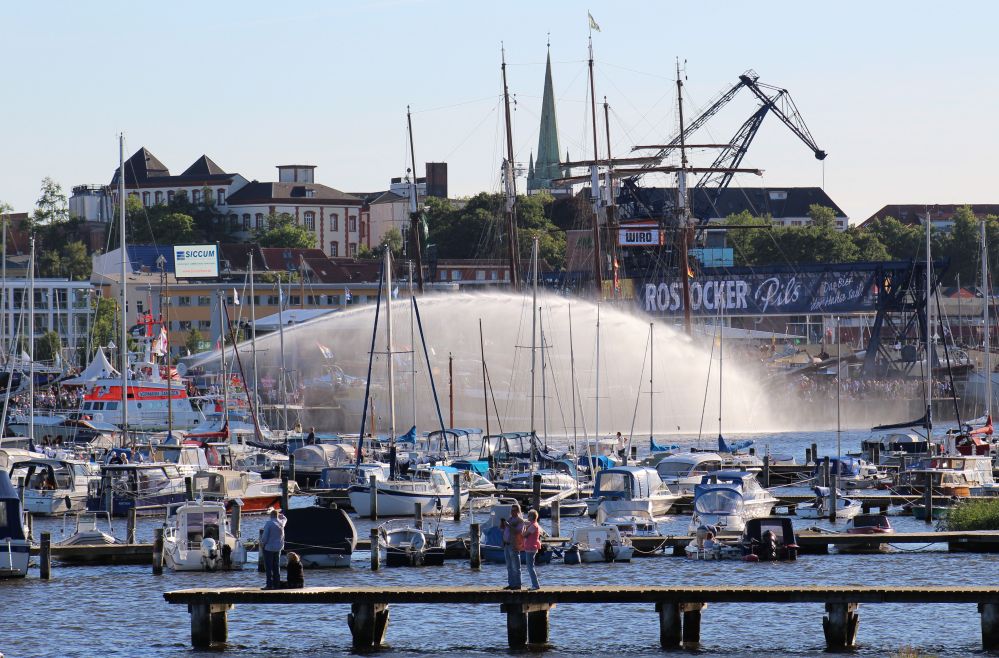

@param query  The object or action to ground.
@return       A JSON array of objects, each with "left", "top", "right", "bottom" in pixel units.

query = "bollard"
[
  {"left": 453, "top": 473, "right": 462, "bottom": 522},
  {"left": 152, "top": 527, "right": 164, "bottom": 575},
  {"left": 369, "top": 475, "right": 378, "bottom": 520},
  {"left": 185, "top": 476, "right": 194, "bottom": 501},
  {"left": 762, "top": 454, "right": 771, "bottom": 489},
  {"left": 805, "top": 448, "right": 813, "bottom": 466},
  {"left": 40, "top": 531, "right": 51, "bottom": 580},
  {"left": 830, "top": 471, "right": 838, "bottom": 522},
  {"left": 811, "top": 443, "right": 818, "bottom": 465},
  {"left": 924, "top": 471, "right": 933, "bottom": 524},
  {"left": 469, "top": 522, "right": 481, "bottom": 569},
  {"left": 551, "top": 499, "right": 561, "bottom": 539},
  {"left": 414, "top": 503, "right": 423, "bottom": 530},
  {"left": 532, "top": 474, "right": 542, "bottom": 513},
  {"left": 127, "top": 507, "right": 137, "bottom": 544},
  {"left": 257, "top": 529, "right": 265, "bottom": 573},
  {"left": 288, "top": 454, "right": 296, "bottom": 483},
  {"left": 281, "top": 475, "right": 290, "bottom": 512},
  {"left": 230, "top": 502, "right": 242, "bottom": 539},
  {"left": 370, "top": 527, "right": 381, "bottom": 571}
]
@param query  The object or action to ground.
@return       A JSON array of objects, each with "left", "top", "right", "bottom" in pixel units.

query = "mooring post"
[
  {"left": 127, "top": 507, "right": 137, "bottom": 544},
  {"left": 185, "top": 476, "right": 194, "bottom": 501},
  {"left": 762, "top": 454, "right": 771, "bottom": 489},
  {"left": 414, "top": 502, "right": 423, "bottom": 530},
  {"left": 189, "top": 602, "right": 232, "bottom": 649},
  {"left": 152, "top": 527, "right": 164, "bottom": 575},
  {"left": 526, "top": 604, "right": 552, "bottom": 645},
  {"left": 502, "top": 603, "right": 529, "bottom": 649},
  {"left": 681, "top": 602, "right": 705, "bottom": 645},
  {"left": 281, "top": 475, "right": 290, "bottom": 512},
  {"left": 370, "top": 527, "right": 380, "bottom": 571},
  {"left": 805, "top": 447, "right": 812, "bottom": 465},
  {"left": 256, "top": 529, "right": 265, "bottom": 573},
  {"left": 470, "top": 522, "right": 481, "bottom": 569},
  {"left": 453, "top": 473, "right": 462, "bottom": 522},
  {"left": 656, "top": 601, "right": 682, "bottom": 649},
  {"left": 40, "top": 531, "right": 51, "bottom": 580},
  {"left": 369, "top": 474, "right": 378, "bottom": 520},
  {"left": 980, "top": 603, "right": 999, "bottom": 650},
  {"left": 230, "top": 501, "right": 242, "bottom": 539},
  {"left": 924, "top": 471, "right": 933, "bottom": 524},
  {"left": 288, "top": 453, "right": 296, "bottom": 483},
  {"left": 210, "top": 605, "right": 229, "bottom": 644},
  {"left": 811, "top": 443, "right": 818, "bottom": 465},
  {"left": 551, "top": 499, "right": 561, "bottom": 538},
  {"left": 823, "top": 456, "right": 831, "bottom": 489},
  {"left": 347, "top": 602, "right": 390, "bottom": 651},
  {"left": 822, "top": 602, "right": 860, "bottom": 650},
  {"left": 532, "top": 474, "right": 542, "bottom": 514}
]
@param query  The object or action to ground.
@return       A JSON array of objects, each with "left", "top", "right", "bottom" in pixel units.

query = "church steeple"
[{"left": 527, "top": 44, "right": 562, "bottom": 193}]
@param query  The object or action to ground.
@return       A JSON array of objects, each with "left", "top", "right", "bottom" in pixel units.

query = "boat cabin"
[{"left": 593, "top": 466, "right": 667, "bottom": 499}]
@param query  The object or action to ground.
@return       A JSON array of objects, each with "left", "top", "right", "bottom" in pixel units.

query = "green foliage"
[
  {"left": 90, "top": 296, "right": 117, "bottom": 351},
  {"left": 943, "top": 498, "right": 999, "bottom": 531},
  {"left": 32, "top": 177, "right": 69, "bottom": 227},
  {"left": 253, "top": 212, "right": 316, "bottom": 249},
  {"left": 185, "top": 328, "right": 205, "bottom": 355},
  {"left": 110, "top": 192, "right": 233, "bottom": 249},
  {"left": 35, "top": 240, "right": 91, "bottom": 280},
  {"left": 34, "top": 330, "right": 62, "bottom": 363}
]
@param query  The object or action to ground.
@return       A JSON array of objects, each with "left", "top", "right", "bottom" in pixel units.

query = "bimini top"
[{"left": 811, "top": 456, "right": 863, "bottom": 478}]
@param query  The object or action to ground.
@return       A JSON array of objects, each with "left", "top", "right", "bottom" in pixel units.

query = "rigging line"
[
  {"left": 598, "top": 60, "right": 676, "bottom": 81},
  {"left": 540, "top": 304, "right": 571, "bottom": 438},
  {"left": 625, "top": 325, "right": 651, "bottom": 453},
  {"left": 443, "top": 102, "right": 500, "bottom": 161},
  {"left": 597, "top": 66, "right": 675, "bottom": 139},
  {"left": 410, "top": 94, "right": 502, "bottom": 114},
  {"left": 696, "top": 317, "right": 720, "bottom": 445}
]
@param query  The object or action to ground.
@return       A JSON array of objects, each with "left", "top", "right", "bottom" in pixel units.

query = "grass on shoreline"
[{"left": 943, "top": 498, "right": 999, "bottom": 531}]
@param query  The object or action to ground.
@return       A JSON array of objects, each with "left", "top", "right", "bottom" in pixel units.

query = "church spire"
[{"left": 527, "top": 44, "right": 562, "bottom": 193}]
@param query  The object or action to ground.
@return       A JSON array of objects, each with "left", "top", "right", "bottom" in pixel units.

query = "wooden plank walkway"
[{"left": 163, "top": 585, "right": 999, "bottom": 652}]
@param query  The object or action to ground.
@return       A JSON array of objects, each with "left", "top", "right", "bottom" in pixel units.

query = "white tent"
[{"left": 62, "top": 347, "right": 119, "bottom": 385}]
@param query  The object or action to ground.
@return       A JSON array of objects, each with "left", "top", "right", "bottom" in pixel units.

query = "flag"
[
  {"left": 232, "top": 288, "right": 240, "bottom": 306},
  {"left": 317, "top": 342, "right": 334, "bottom": 360},
  {"left": 588, "top": 11, "right": 601, "bottom": 32},
  {"left": 152, "top": 327, "right": 168, "bottom": 357},
  {"left": 344, "top": 288, "right": 352, "bottom": 303}
]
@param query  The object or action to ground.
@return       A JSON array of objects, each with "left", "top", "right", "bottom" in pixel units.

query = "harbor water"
[{"left": 1, "top": 429, "right": 992, "bottom": 657}]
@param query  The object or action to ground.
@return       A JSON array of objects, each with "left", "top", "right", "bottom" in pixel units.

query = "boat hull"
[
  {"left": 348, "top": 486, "right": 468, "bottom": 518},
  {"left": 0, "top": 540, "right": 29, "bottom": 578}
]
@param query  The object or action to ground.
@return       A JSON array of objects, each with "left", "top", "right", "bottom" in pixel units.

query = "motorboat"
[
  {"left": 282, "top": 505, "right": 357, "bottom": 568},
  {"left": 0, "top": 471, "right": 29, "bottom": 578},
  {"left": 232, "top": 450, "right": 290, "bottom": 478},
  {"left": 595, "top": 500, "right": 660, "bottom": 537},
  {"left": 563, "top": 524, "right": 634, "bottom": 564},
  {"left": 0, "top": 448, "right": 45, "bottom": 472},
  {"left": 55, "top": 511, "right": 122, "bottom": 547},
  {"left": 654, "top": 452, "right": 723, "bottom": 495},
  {"left": 162, "top": 500, "right": 246, "bottom": 571},
  {"left": 839, "top": 513, "right": 894, "bottom": 554},
  {"left": 11, "top": 458, "right": 100, "bottom": 515},
  {"left": 191, "top": 469, "right": 295, "bottom": 513},
  {"left": 685, "top": 517, "right": 798, "bottom": 562},
  {"left": 494, "top": 470, "right": 579, "bottom": 495},
  {"left": 7, "top": 414, "right": 122, "bottom": 447},
  {"left": 899, "top": 455, "right": 995, "bottom": 497},
  {"left": 860, "top": 431, "right": 933, "bottom": 466},
  {"left": 475, "top": 503, "right": 554, "bottom": 565},
  {"left": 688, "top": 470, "right": 778, "bottom": 534},
  {"left": 796, "top": 486, "right": 862, "bottom": 521},
  {"left": 292, "top": 443, "right": 356, "bottom": 488},
  {"left": 584, "top": 466, "right": 680, "bottom": 518},
  {"left": 812, "top": 456, "right": 890, "bottom": 490},
  {"left": 378, "top": 519, "right": 446, "bottom": 567},
  {"left": 347, "top": 467, "right": 469, "bottom": 518},
  {"left": 87, "top": 463, "right": 188, "bottom": 516}
]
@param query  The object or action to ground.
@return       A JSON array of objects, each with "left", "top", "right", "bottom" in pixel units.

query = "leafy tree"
[
  {"left": 90, "top": 296, "right": 118, "bottom": 352},
  {"left": 32, "top": 177, "right": 69, "bottom": 227},
  {"left": 254, "top": 212, "right": 316, "bottom": 248},
  {"left": 807, "top": 204, "right": 838, "bottom": 230},
  {"left": 185, "top": 328, "right": 205, "bottom": 355},
  {"left": 861, "top": 215, "right": 923, "bottom": 261},
  {"left": 37, "top": 249, "right": 64, "bottom": 278},
  {"left": 62, "top": 241, "right": 91, "bottom": 280},
  {"left": 34, "top": 330, "right": 62, "bottom": 363},
  {"left": 846, "top": 228, "right": 890, "bottom": 261}
]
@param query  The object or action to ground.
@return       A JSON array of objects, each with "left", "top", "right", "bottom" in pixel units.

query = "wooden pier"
[{"left": 164, "top": 584, "right": 999, "bottom": 651}]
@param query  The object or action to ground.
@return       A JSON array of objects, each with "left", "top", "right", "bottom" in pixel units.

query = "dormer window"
[{"left": 305, "top": 188, "right": 316, "bottom": 198}]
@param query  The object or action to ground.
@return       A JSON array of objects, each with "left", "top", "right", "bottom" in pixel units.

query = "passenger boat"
[
  {"left": 162, "top": 500, "right": 246, "bottom": 571},
  {"left": 191, "top": 469, "right": 294, "bottom": 513},
  {"left": 796, "top": 486, "right": 862, "bottom": 521},
  {"left": 86, "top": 463, "right": 187, "bottom": 516},
  {"left": 584, "top": 466, "right": 680, "bottom": 518},
  {"left": 685, "top": 517, "right": 798, "bottom": 562},
  {"left": 0, "top": 471, "right": 29, "bottom": 578},
  {"left": 563, "top": 525, "right": 634, "bottom": 563},
  {"left": 283, "top": 505, "right": 357, "bottom": 568},
  {"left": 79, "top": 376, "right": 205, "bottom": 431},
  {"left": 899, "top": 455, "right": 995, "bottom": 497},
  {"left": 688, "top": 470, "right": 778, "bottom": 534},
  {"left": 347, "top": 467, "right": 468, "bottom": 518},
  {"left": 839, "top": 513, "right": 893, "bottom": 554},
  {"left": 378, "top": 519, "right": 446, "bottom": 567},
  {"left": 11, "top": 458, "right": 100, "bottom": 515},
  {"left": 653, "top": 452, "right": 724, "bottom": 495}
]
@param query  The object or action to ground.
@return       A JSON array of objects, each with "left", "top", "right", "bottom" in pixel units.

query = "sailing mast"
[
  {"left": 28, "top": 236, "right": 34, "bottom": 445},
  {"left": 649, "top": 323, "right": 654, "bottom": 443},
  {"left": 529, "top": 237, "right": 539, "bottom": 460},
  {"left": 587, "top": 36, "right": 603, "bottom": 295},
  {"left": 541, "top": 318, "right": 548, "bottom": 445},
  {"left": 717, "top": 302, "right": 724, "bottom": 443},
  {"left": 594, "top": 304, "right": 601, "bottom": 466},
  {"left": 603, "top": 97, "right": 619, "bottom": 299},
  {"left": 408, "top": 260, "right": 417, "bottom": 430},
  {"left": 1, "top": 209, "right": 6, "bottom": 366},
  {"left": 925, "top": 208, "right": 933, "bottom": 440},
  {"left": 219, "top": 290, "right": 230, "bottom": 431},
  {"left": 983, "top": 221, "right": 992, "bottom": 418},
  {"left": 500, "top": 44, "right": 521, "bottom": 288},
  {"left": 676, "top": 62, "right": 693, "bottom": 336},
  {"left": 249, "top": 253, "right": 261, "bottom": 438},
  {"left": 276, "top": 272, "right": 289, "bottom": 429},
  {"left": 406, "top": 107, "right": 425, "bottom": 293},
  {"left": 479, "top": 319, "right": 490, "bottom": 437},
  {"left": 118, "top": 134, "right": 129, "bottom": 438},
  {"left": 384, "top": 249, "right": 397, "bottom": 476},
  {"left": 569, "top": 305, "right": 578, "bottom": 459}
]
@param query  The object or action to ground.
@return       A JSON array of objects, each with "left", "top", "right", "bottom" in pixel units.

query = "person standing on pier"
[
  {"left": 501, "top": 504, "right": 525, "bottom": 590},
  {"left": 261, "top": 508, "right": 287, "bottom": 590},
  {"left": 523, "top": 509, "right": 542, "bottom": 590}
]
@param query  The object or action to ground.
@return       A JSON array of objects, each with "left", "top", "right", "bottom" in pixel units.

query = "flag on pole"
[
  {"left": 588, "top": 11, "right": 601, "bottom": 32},
  {"left": 232, "top": 288, "right": 240, "bottom": 305}
]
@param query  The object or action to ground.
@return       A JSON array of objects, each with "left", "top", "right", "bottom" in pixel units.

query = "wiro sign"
[
  {"left": 618, "top": 224, "right": 663, "bottom": 247},
  {"left": 639, "top": 263, "right": 892, "bottom": 317}
]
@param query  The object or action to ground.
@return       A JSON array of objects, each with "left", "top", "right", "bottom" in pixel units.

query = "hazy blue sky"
[{"left": 2, "top": 1, "right": 996, "bottom": 223}]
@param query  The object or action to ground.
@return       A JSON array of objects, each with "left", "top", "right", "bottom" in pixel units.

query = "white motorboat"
[
  {"left": 495, "top": 470, "right": 579, "bottom": 495},
  {"left": 796, "top": 486, "right": 862, "bottom": 520},
  {"left": 0, "top": 471, "right": 29, "bottom": 578},
  {"left": 584, "top": 466, "right": 680, "bottom": 517},
  {"left": 595, "top": 500, "right": 660, "bottom": 537},
  {"left": 565, "top": 525, "right": 634, "bottom": 563},
  {"left": 654, "top": 453, "right": 724, "bottom": 495},
  {"left": 11, "top": 458, "right": 100, "bottom": 515},
  {"left": 899, "top": 455, "right": 995, "bottom": 497},
  {"left": 379, "top": 519, "right": 446, "bottom": 567},
  {"left": 56, "top": 511, "right": 122, "bottom": 546},
  {"left": 688, "top": 470, "right": 778, "bottom": 534},
  {"left": 162, "top": 500, "right": 246, "bottom": 571},
  {"left": 348, "top": 467, "right": 468, "bottom": 517},
  {"left": 813, "top": 456, "right": 890, "bottom": 490}
]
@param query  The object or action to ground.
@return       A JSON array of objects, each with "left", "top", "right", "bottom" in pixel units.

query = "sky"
[{"left": 2, "top": 1, "right": 998, "bottom": 224}]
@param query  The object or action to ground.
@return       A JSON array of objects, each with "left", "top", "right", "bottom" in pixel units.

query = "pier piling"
[
  {"left": 230, "top": 502, "right": 241, "bottom": 538},
  {"left": 980, "top": 603, "right": 999, "bottom": 649},
  {"left": 370, "top": 528, "right": 380, "bottom": 571},
  {"left": 414, "top": 503, "right": 423, "bottom": 530},
  {"left": 822, "top": 602, "right": 859, "bottom": 650},
  {"left": 811, "top": 443, "right": 818, "bottom": 465},
  {"left": 681, "top": 603, "right": 705, "bottom": 645},
  {"left": 657, "top": 601, "right": 682, "bottom": 648},
  {"left": 762, "top": 455, "right": 771, "bottom": 489},
  {"left": 281, "top": 476, "right": 290, "bottom": 512},
  {"left": 924, "top": 472, "right": 933, "bottom": 524},
  {"left": 190, "top": 603, "right": 232, "bottom": 649},
  {"left": 453, "top": 473, "right": 462, "bottom": 522},
  {"left": 256, "top": 529, "right": 264, "bottom": 573},
  {"left": 469, "top": 522, "right": 481, "bottom": 569},
  {"left": 347, "top": 602, "right": 389, "bottom": 651},
  {"left": 532, "top": 474, "right": 542, "bottom": 513},
  {"left": 368, "top": 475, "right": 378, "bottom": 520},
  {"left": 127, "top": 508, "right": 137, "bottom": 544},
  {"left": 551, "top": 500, "right": 561, "bottom": 538},
  {"left": 40, "top": 531, "right": 51, "bottom": 580},
  {"left": 152, "top": 527, "right": 164, "bottom": 575}
]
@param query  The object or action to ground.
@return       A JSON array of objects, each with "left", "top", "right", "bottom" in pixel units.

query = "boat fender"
[
  {"left": 221, "top": 543, "right": 233, "bottom": 568},
  {"left": 603, "top": 539, "right": 615, "bottom": 563},
  {"left": 742, "top": 554, "right": 760, "bottom": 563}
]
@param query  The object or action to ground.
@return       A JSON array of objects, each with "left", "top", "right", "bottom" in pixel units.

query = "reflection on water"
[{"left": 1, "top": 430, "right": 991, "bottom": 657}]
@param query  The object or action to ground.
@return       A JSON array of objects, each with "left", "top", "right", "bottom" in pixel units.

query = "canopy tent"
[{"left": 61, "top": 348, "right": 120, "bottom": 385}]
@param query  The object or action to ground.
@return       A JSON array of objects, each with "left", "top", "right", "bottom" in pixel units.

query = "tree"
[
  {"left": 37, "top": 249, "right": 64, "bottom": 278},
  {"left": 254, "top": 212, "right": 316, "bottom": 248},
  {"left": 32, "top": 177, "right": 69, "bottom": 227},
  {"left": 91, "top": 297, "right": 118, "bottom": 352},
  {"left": 185, "top": 328, "right": 205, "bottom": 355},
  {"left": 34, "top": 330, "right": 62, "bottom": 363},
  {"left": 807, "top": 204, "right": 838, "bottom": 230},
  {"left": 847, "top": 228, "right": 890, "bottom": 261},
  {"left": 62, "top": 241, "right": 91, "bottom": 281}
]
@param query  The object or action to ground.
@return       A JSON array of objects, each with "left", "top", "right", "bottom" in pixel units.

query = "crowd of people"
[{"left": 789, "top": 375, "right": 954, "bottom": 402}]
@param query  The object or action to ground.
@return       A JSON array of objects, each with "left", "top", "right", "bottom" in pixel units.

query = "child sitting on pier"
[{"left": 284, "top": 552, "right": 304, "bottom": 589}]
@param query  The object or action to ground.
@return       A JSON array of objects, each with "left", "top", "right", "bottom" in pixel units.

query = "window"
[
  {"left": 217, "top": 189, "right": 226, "bottom": 205},
  {"left": 197, "top": 296, "right": 211, "bottom": 306},
  {"left": 349, "top": 216, "right": 357, "bottom": 232},
  {"left": 177, "top": 296, "right": 192, "bottom": 307},
  {"left": 330, "top": 214, "right": 339, "bottom": 231},
  {"left": 331, "top": 295, "right": 340, "bottom": 305},
  {"left": 290, "top": 296, "right": 300, "bottom": 306},
  {"left": 136, "top": 300, "right": 144, "bottom": 314},
  {"left": 491, "top": 271, "right": 498, "bottom": 280},
  {"left": 504, "top": 270, "right": 510, "bottom": 281},
  {"left": 192, "top": 189, "right": 201, "bottom": 204},
  {"left": 255, "top": 213, "right": 264, "bottom": 229},
  {"left": 348, "top": 243, "right": 357, "bottom": 257},
  {"left": 476, "top": 270, "right": 486, "bottom": 281},
  {"left": 451, "top": 270, "right": 460, "bottom": 281},
  {"left": 266, "top": 295, "right": 279, "bottom": 305},
  {"left": 329, "top": 241, "right": 339, "bottom": 257},
  {"left": 305, "top": 189, "right": 315, "bottom": 198},
  {"left": 198, "top": 320, "right": 211, "bottom": 329},
  {"left": 142, "top": 192, "right": 150, "bottom": 207},
  {"left": 155, "top": 191, "right": 163, "bottom": 205},
  {"left": 179, "top": 320, "right": 192, "bottom": 330},
  {"left": 304, "top": 211, "right": 316, "bottom": 231},
  {"left": 440, "top": 271, "right": 447, "bottom": 281},
  {"left": 167, "top": 191, "right": 175, "bottom": 203}
]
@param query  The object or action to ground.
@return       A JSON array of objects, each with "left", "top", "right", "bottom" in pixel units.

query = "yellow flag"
[{"left": 588, "top": 11, "right": 601, "bottom": 32}]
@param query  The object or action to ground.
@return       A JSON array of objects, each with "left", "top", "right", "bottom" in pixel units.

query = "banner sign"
[
  {"left": 618, "top": 224, "right": 663, "bottom": 247},
  {"left": 638, "top": 262, "right": 923, "bottom": 317},
  {"left": 173, "top": 244, "right": 219, "bottom": 279}
]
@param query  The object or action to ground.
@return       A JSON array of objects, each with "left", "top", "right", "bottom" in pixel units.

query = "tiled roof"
[
  {"left": 861, "top": 204, "right": 999, "bottom": 228},
  {"left": 181, "top": 155, "right": 227, "bottom": 177},
  {"left": 621, "top": 187, "right": 847, "bottom": 220},
  {"left": 226, "top": 182, "right": 362, "bottom": 206}
]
